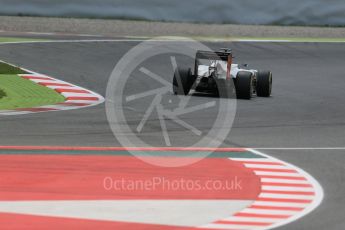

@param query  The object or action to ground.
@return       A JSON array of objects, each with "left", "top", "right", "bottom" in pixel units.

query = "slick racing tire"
[
  {"left": 173, "top": 67, "right": 195, "bottom": 95},
  {"left": 235, "top": 71, "right": 254, "bottom": 100},
  {"left": 256, "top": 71, "right": 272, "bottom": 97}
]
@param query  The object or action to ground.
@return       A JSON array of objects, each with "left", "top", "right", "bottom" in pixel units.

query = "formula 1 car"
[{"left": 172, "top": 49, "right": 272, "bottom": 99}]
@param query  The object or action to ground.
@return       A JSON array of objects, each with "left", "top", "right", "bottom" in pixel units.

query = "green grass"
[
  {"left": 0, "top": 89, "right": 5, "bottom": 99},
  {"left": 0, "top": 74, "right": 65, "bottom": 110},
  {"left": 0, "top": 37, "right": 49, "bottom": 43},
  {"left": 0, "top": 62, "right": 27, "bottom": 74}
]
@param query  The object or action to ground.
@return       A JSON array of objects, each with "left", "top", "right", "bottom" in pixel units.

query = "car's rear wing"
[{"left": 194, "top": 49, "right": 233, "bottom": 79}]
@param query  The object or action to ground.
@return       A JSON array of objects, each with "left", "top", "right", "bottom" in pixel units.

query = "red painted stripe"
[
  {"left": 22, "top": 75, "right": 54, "bottom": 81},
  {"left": 39, "top": 82, "right": 71, "bottom": 87},
  {"left": 57, "top": 102, "right": 91, "bottom": 107},
  {"left": 250, "top": 205, "right": 304, "bottom": 211},
  {"left": 262, "top": 190, "right": 315, "bottom": 196},
  {"left": 0, "top": 146, "right": 247, "bottom": 152},
  {"left": 257, "top": 197, "right": 312, "bottom": 203},
  {"left": 251, "top": 168, "right": 297, "bottom": 173},
  {"left": 235, "top": 212, "right": 291, "bottom": 219},
  {"left": 262, "top": 182, "right": 312, "bottom": 187},
  {"left": 259, "top": 175, "right": 306, "bottom": 180},
  {"left": 16, "top": 108, "right": 58, "bottom": 112},
  {"left": 66, "top": 96, "right": 99, "bottom": 101},
  {"left": 55, "top": 88, "right": 89, "bottom": 93},
  {"left": 215, "top": 220, "right": 272, "bottom": 226},
  {"left": 0, "top": 155, "right": 260, "bottom": 200}
]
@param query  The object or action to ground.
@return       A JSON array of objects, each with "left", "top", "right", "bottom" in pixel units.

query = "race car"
[{"left": 172, "top": 49, "right": 272, "bottom": 99}]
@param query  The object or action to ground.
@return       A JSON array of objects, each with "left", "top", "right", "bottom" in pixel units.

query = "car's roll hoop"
[{"left": 195, "top": 49, "right": 233, "bottom": 79}]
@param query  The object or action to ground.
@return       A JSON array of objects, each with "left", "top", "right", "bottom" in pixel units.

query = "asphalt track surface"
[{"left": 0, "top": 39, "right": 345, "bottom": 229}]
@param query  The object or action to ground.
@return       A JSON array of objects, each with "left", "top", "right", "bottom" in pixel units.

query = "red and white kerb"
[{"left": 0, "top": 70, "right": 104, "bottom": 115}]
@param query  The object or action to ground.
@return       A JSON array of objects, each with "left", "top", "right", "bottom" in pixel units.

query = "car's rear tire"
[
  {"left": 235, "top": 71, "right": 253, "bottom": 100},
  {"left": 256, "top": 71, "right": 272, "bottom": 97},
  {"left": 173, "top": 68, "right": 195, "bottom": 95}
]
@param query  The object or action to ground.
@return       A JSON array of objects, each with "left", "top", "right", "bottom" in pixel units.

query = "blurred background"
[{"left": 0, "top": 0, "right": 344, "bottom": 26}]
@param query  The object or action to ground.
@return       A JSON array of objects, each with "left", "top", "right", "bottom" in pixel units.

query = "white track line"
[
  {"left": 1, "top": 39, "right": 345, "bottom": 45},
  {"left": 252, "top": 147, "right": 345, "bottom": 150},
  {"left": 25, "top": 31, "right": 103, "bottom": 37},
  {"left": 0, "top": 39, "right": 185, "bottom": 45}
]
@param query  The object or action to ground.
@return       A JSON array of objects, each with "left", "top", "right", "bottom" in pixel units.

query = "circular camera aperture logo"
[{"left": 106, "top": 37, "right": 237, "bottom": 167}]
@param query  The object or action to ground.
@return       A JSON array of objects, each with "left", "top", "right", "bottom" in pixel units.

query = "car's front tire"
[
  {"left": 235, "top": 71, "right": 254, "bottom": 100},
  {"left": 173, "top": 68, "right": 195, "bottom": 95},
  {"left": 256, "top": 71, "right": 272, "bottom": 97}
]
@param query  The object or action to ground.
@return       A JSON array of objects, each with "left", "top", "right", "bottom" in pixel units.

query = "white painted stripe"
[
  {"left": 255, "top": 171, "right": 303, "bottom": 177},
  {"left": 25, "top": 31, "right": 103, "bottom": 37},
  {"left": 245, "top": 164, "right": 288, "bottom": 169},
  {"left": 39, "top": 105, "right": 84, "bottom": 111},
  {"left": 229, "top": 158, "right": 273, "bottom": 162},
  {"left": 0, "top": 39, "right": 167, "bottom": 45},
  {"left": 200, "top": 223, "right": 266, "bottom": 229},
  {"left": 38, "top": 80, "right": 73, "bottom": 85},
  {"left": 31, "top": 80, "right": 65, "bottom": 84},
  {"left": 26, "top": 32, "right": 56, "bottom": 36},
  {"left": 242, "top": 208, "right": 299, "bottom": 216},
  {"left": 221, "top": 216, "right": 282, "bottom": 223},
  {"left": 21, "top": 78, "right": 53, "bottom": 83},
  {"left": 253, "top": 147, "right": 345, "bottom": 150},
  {"left": 252, "top": 201, "right": 309, "bottom": 208},
  {"left": 262, "top": 186, "right": 314, "bottom": 192},
  {"left": 54, "top": 87, "right": 90, "bottom": 92},
  {"left": 19, "top": 74, "right": 50, "bottom": 78},
  {"left": 259, "top": 193, "right": 314, "bottom": 200},
  {"left": 41, "top": 85, "right": 75, "bottom": 90},
  {"left": 76, "top": 34, "right": 103, "bottom": 37},
  {"left": 18, "top": 74, "right": 45, "bottom": 77},
  {"left": 65, "top": 100, "right": 100, "bottom": 104},
  {"left": 0, "top": 111, "right": 31, "bottom": 115},
  {"left": 236, "top": 39, "right": 291, "bottom": 42},
  {"left": 261, "top": 178, "right": 310, "bottom": 184},
  {"left": 60, "top": 92, "right": 94, "bottom": 98},
  {"left": 2, "top": 37, "right": 344, "bottom": 46},
  {"left": 0, "top": 110, "right": 17, "bottom": 114}
]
